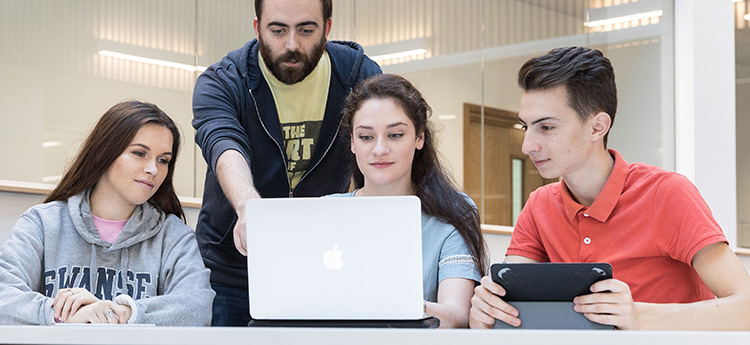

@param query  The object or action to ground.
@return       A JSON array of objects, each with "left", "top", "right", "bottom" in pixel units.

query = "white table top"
[{"left": 1, "top": 325, "right": 748, "bottom": 345}]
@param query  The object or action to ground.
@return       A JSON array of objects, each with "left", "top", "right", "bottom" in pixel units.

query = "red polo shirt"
[{"left": 507, "top": 149, "right": 726, "bottom": 303}]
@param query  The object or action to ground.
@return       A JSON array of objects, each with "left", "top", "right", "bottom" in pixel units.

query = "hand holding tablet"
[{"left": 490, "top": 263, "right": 614, "bottom": 329}]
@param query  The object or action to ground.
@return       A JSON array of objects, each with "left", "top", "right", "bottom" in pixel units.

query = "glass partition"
[
  {"left": 0, "top": 0, "right": 675, "bottom": 229},
  {"left": 736, "top": 0, "right": 750, "bottom": 247}
]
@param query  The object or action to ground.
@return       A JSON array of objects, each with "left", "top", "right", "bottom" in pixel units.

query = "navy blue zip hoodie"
[{"left": 192, "top": 39, "right": 381, "bottom": 287}]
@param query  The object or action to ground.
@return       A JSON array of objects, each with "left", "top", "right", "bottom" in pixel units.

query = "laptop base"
[{"left": 248, "top": 317, "right": 440, "bottom": 328}]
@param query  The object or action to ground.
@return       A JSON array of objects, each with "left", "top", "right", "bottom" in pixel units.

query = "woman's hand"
[
  {"left": 53, "top": 288, "right": 99, "bottom": 322},
  {"left": 64, "top": 300, "right": 132, "bottom": 324}
]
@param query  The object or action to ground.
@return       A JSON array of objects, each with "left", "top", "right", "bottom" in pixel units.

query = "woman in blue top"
[{"left": 332, "top": 74, "right": 488, "bottom": 328}]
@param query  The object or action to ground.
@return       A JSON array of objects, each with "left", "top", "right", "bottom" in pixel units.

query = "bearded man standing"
[{"left": 192, "top": 0, "right": 381, "bottom": 326}]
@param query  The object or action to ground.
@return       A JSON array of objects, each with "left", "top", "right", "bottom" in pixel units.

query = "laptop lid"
[{"left": 245, "top": 196, "right": 424, "bottom": 320}]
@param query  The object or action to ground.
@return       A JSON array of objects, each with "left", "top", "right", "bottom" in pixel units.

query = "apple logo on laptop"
[{"left": 323, "top": 244, "right": 344, "bottom": 270}]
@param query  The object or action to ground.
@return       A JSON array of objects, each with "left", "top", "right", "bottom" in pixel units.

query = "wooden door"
[{"left": 463, "top": 103, "right": 556, "bottom": 226}]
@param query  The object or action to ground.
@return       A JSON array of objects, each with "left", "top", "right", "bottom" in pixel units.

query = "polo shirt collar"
[{"left": 560, "top": 149, "right": 628, "bottom": 222}]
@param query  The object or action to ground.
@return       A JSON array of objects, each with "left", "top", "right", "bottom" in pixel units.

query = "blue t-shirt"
[{"left": 325, "top": 191, "right": 481, "bottom": 302}]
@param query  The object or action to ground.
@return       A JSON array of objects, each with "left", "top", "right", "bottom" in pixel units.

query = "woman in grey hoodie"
[{"left": 0, "top": 101, "right": 214, "bottom": 326}]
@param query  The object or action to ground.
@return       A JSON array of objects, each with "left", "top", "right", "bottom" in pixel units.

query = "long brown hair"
[
  {"left": 45, "top": 100, "right": 185, "bottom": 222},
  {"left": 342, "top": 74, "right": 488, "bottom": 275}
]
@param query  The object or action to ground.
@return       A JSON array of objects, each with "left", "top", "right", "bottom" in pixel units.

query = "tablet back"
[{"left": 491, "top": 263, "right": 614, "bottom": 329}]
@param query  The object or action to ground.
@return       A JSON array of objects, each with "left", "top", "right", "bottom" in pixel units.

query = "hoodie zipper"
[
  {"left": 249, "top": 89, "right": 293, "bottom": 197},
  {"left": 249, "top": 87, "right": 350, "bottom": 198},
  {"left": 294, "top": 104, "right": 347, "bottom": 194}
]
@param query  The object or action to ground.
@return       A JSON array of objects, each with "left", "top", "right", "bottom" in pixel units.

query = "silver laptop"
[{"left": 245, "top": 196, "right": 424, "bottom": 320}]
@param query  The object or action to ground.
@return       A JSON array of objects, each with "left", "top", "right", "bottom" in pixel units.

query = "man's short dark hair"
[
  {"left": 518, "top": 46, "right": 617, "bottom": 147},
  {"left": 255, "top": 0, "right": 333, "bottom": 23}
]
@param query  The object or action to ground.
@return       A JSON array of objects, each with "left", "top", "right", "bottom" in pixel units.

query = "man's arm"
[
  {"left": 215, "top": 149, "right": 261, "bottom": 256},
  {"left": 468, "top": 255, "right": 538, "bottom": 329},
  {"left": 575, "top": 242, "right": 750, "bottom": 330}
]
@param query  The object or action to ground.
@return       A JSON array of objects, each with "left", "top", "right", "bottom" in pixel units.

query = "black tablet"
[{"left": 490, "top": 262, "right": 614, "bottom": 329}]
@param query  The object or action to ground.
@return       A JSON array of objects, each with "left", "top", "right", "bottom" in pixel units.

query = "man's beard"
[{"left": 259, "top": 34, "right": 326, "bottom": 85}]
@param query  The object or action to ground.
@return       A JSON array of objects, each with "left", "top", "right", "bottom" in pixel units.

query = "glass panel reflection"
[{"left": 0, "top": 0, "right": 675, "bottom": 224}]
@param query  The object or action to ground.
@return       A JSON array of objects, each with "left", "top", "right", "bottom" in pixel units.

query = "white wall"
[
  {"left": 675, "top": 0, "right": 737, "bottom": 246},
  {"left": 605, "top": 41, "right": 667, "bottom": 168},
  {"left": 0, "top": 68, "right": 45, "bottom": 182}
]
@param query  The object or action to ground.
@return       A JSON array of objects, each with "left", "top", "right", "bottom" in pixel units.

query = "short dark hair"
[
  {"left": 255, "top": 0, "right": 332, "bottom": 23},
  {"left": 518, "top": 46, "right": 617, "bottom": 147}
]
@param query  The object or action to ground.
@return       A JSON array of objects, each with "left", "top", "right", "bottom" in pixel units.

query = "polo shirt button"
[
  {"left": 583, "top": 213, "right": 590, "bottom": 217},
  {"left": 583, "top": 237, "right": 591, "bottom": 244}
]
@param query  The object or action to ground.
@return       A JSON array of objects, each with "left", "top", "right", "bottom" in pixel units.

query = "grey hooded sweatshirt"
[{"left": 0, "top": 190, "right": 215, "bottom": 325}]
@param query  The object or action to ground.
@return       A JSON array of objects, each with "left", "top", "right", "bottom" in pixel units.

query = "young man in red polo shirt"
[{"left": 469, "top": 46, "right": 750, "bottom": 330}]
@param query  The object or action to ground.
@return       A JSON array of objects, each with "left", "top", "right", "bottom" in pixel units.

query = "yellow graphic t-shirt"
[{"left": 259, "top": 51, "right": 331, "bottom": 189}]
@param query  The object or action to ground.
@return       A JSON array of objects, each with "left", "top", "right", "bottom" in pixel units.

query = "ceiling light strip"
[
  {"left": 98, "top": 50, "right": 207, "bottom": 72},
  {"left": 369, "top": 49, "right": 427, "bottom": 62},
  {"left": 584, "top": 10, "right": 664, "bottom": 28}
]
